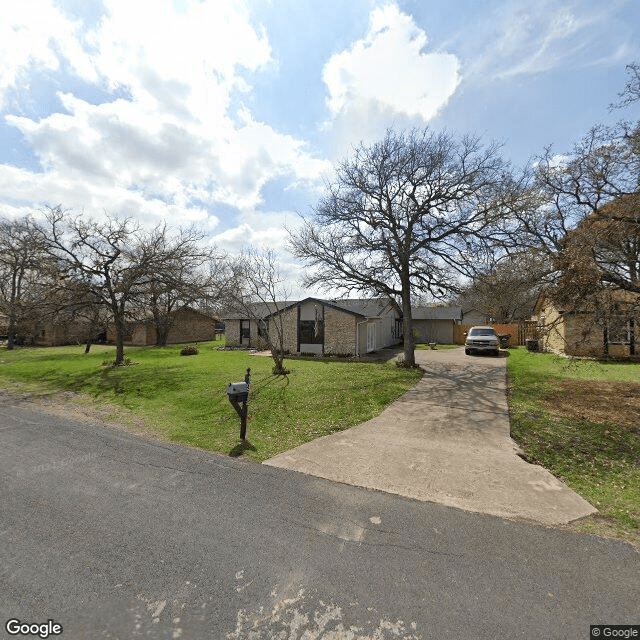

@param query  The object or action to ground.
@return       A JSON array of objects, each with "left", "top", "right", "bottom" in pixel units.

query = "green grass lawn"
[
  {"left": 507, "top": 347, "right": 640, "bottom": 547},
  {"left": 0, "top": 342, "right": 422, "bottom": 462}
]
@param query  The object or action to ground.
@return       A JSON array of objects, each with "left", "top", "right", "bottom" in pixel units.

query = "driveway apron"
[{"left": 264, "top": 347, "right": 597, "bottom": 526}]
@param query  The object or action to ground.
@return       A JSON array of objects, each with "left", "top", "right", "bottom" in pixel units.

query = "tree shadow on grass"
[{"left": 229, "top": 440, "right": 257, "bottom": 457}]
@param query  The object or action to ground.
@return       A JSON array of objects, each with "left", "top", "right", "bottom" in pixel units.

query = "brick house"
[
  {"left": 223, "top": 297, "right": 402, "bottom": 356},
  {"left": 33, "top": 321, "right": 98, "bottom": 346},
  {"left": 534, "top": 294, "right": 639, "bottom": 357},
  {"left": 107, "top": 308, "right": 217, "bottom": 346}
]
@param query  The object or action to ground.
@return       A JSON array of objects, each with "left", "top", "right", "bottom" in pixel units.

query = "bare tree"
[
  {"left": 458, "top": 251, "right": 550, "bottom": 322},
  {"left": 42, "top": 207, "right": 167, "bottom": 366},
  {"left": 225, "top": 247, "right": 291, "bottom": 375},
  {"left": 289, "top": 127, "right": 518, "bottom": 366},
  {"left": 133, "top": 225, "right": 222, "bottom": 346},
  {"left": 0, "top": 216, "right": 50, "bottom": 349},
  {"left": 611, "top": 61, "right": 640, "bottom": 110}
]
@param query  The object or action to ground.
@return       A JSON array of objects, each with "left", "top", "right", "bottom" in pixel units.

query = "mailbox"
[
  {"left": 227, "top": 368, "right": 251, "bottom": 441},
  {"left": 227, "top": 382, "right": 248, "bottom": 402}
]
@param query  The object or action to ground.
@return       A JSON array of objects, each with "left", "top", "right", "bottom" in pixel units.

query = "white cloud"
[
  {"left": 0, "top": 0, "right": 97, "bottom": 108},
  {"left": 468, "top": 1, "right": 631, "bottom": 80},
  {"left": 322, "top": 3, "right": 460, "bottom": 128},
  {"left": 0, "top": 0, "right": 329, "bottom": 235}
]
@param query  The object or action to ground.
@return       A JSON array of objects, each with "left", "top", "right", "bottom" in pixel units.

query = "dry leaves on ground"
[{"left": 543, "top": 380, "right": 640, "bottom": 430}]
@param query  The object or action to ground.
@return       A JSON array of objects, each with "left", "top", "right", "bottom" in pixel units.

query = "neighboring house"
[
  {"left": 534, "top": 294, "right": 639, "bottom": 357},
  {"left": 461, "top": 308, "right": 491, "bottom": 325},
  {"left": 107, "top": 308, "right": 217, "bottom": 346},
  {"left": 412, "top": 305, "right": 462, "bottom": 344},
  {"left": 33, "top": 321, "right": 99, "bottom": 347},
  {"left": 223, "top": 297, "right": 402, "bottom": 356}
]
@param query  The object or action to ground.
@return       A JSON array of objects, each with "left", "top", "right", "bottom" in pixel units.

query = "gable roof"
[
  {"left": 220, "top": 301, "right": 296, "bottom": 321},
  {"left": 220, "top": 297, "right": 397, "bottom": 321},
  {"left": 412, "top": 305, "right": 462, "bottom": 321}
]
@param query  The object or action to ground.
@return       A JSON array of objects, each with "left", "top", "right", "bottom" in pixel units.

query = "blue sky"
[{"left": 1, "top": 0, "right": 639, "bottom": 292}]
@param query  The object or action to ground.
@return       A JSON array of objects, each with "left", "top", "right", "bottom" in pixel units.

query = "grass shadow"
[{"left": 229, "top": 439, "right": 257, "bottom": 457}]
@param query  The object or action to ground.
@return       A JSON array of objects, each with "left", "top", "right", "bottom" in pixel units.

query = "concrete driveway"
[{"left": 265, "top": 347, "right": 597, "bottom": 526}]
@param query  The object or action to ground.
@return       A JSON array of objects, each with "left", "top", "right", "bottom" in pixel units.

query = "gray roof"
[
  {"left": 322, "top": 298, "right": 396, "bottom": 317},
  {"left": 221, "top": 299, "right": 462, "bottom": 321},
  {"left": 412, "top": 305, "right": 462, "bottom": 321},
  {"left": 220, "top": 301, "right": 296, "bottom": 321},
  {"left": 220, "top": 297, "right": 396, "bottom": 320}
]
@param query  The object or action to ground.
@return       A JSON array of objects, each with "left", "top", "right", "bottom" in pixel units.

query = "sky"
[{"left": 1, "top": 0, "right": 639, "bottom": 296}]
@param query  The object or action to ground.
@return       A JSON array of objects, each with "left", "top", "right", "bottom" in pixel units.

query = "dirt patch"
[
  {"left": 0, "top": 382, "right": 164, "bottom": 440},
  {"left": 543, "top": 380, "right": 640, "bottom": 430}
]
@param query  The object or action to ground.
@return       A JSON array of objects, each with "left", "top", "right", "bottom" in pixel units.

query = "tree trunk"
[
  {"left": 114, "top": 312, "right": 126, "bottom": 366},
  {"left": 6, "top": 318, "right": 15, "bottom": 351},
  {"left": 271, "top": 348, "right": 288, "bottom": 375},
  {"left": 401, "top": 284, "right": 416, "bottom": 367},
  {"left": 85, "top": 339, "right": 92, "bottom": 354},
  {"left": 156, "top": 328, "right": 169, "bottom": 347}
]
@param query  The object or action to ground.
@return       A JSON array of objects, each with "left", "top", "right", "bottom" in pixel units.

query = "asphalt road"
[{"left": 1, "top": 395, "right": 638, "bottom": 640}]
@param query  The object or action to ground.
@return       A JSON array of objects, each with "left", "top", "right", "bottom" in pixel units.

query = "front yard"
[
  {"left": 507, "top": 347, "right": 640, "bottom": 547},
  {"left": 2, "top": 341, "right": 638, "bottom": 547},
  {"left": 0, "top": 342, "right": 422, "bottom": 462}
]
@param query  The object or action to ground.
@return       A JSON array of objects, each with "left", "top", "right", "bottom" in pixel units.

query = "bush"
[{"left": 180, "top": 345, "right": 199, "bottom": 356}]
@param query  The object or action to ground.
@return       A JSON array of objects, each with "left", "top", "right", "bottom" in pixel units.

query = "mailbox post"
[{"left": 227, "top": 368, "right": 251, "bottom": 441}]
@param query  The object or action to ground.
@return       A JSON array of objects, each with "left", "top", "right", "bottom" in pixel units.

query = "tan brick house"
[
  {"left": 223, "top": 297, "right": 402, "bottom": 356},
  {"left": 534, "top": 294, "right": 639, "bottom": 357},
  {"left": 107, "top": 308, "right": 217, "bottom": 346}
]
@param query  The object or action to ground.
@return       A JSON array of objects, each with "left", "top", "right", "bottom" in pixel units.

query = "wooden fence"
[{"left": 453, "top": 320, "right": 538, "bottom": 346}]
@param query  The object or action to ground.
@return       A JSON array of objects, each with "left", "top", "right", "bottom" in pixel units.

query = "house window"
[
  {"left": 607, "top": 317, "right": 631, "bottom": 344},
  {"left": 258, "top": 320, "right": 267, "bottom": 338},
  {"left": 122, "top": 323, "right": 134, "bottom": 341},
  {"left": 299, "top": 319, "right": 323, "bottom": 344},
  {"left": 240, "top": 320, "right": 250, "bottom": 341},
  {"left": 394, "top": 318, "right": 403, "bottom": 340}
]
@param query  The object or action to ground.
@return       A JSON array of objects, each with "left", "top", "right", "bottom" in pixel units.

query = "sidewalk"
[{"left": 264, "top": 347, "right": 597, "bottom": 526}]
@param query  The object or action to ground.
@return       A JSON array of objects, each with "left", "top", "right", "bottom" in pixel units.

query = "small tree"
[
  {"left": 225, "top": 247, "right": 291, "bottom": 375},
  {"left": 290, "top": 127, "right": 518, "bottom": 366}
]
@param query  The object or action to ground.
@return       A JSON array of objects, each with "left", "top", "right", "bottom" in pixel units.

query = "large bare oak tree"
[{"left": 289, "top": 128, "right": 518, "bottom": 366}]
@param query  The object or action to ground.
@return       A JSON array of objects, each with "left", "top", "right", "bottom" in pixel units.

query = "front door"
[{"left": 367, "top": 322, "right": 376, "bottom": 353}]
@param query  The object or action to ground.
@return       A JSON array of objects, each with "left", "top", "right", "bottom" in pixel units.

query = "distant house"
[
  {"left": 222, "top": 297, "right": 402, "bottom": 356},
  {"left": 412, "top": 305, "right": 462, "bottom": 344},
  {"left": 107, "top": 308, "right": 217, "bottom": 346},
  {"left": 534, "top": 294, "right": 638, "bottom": 357},
  {"left": 461, "top": 308, "right": 491, "bottom": 326},
  {"left": 33, "top": 320, "right": 99, "bottom": 347}
]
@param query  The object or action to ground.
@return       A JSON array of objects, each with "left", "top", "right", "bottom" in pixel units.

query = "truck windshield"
[{"left": 469, "top": 328, "right": 496, "bottom": 336}]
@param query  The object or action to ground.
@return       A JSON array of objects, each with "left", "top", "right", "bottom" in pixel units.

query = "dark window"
[
  {"left": 240, "top": 320, "right": 250, "bottom": 340},
  {"left": 394, "top": 318, "right": 403, "bottom": 339},
  {"left": 258, "top": 320, "right": 267, "bottom": 338},
  {"left": 122, "top": 323, "right": 134, "bottom": 340},
  {"left": 299, "top": 320, "right": 323, "bottom": 344},
  {"left": 607, "top": 317, "right": 631, "bottom": 344}
]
